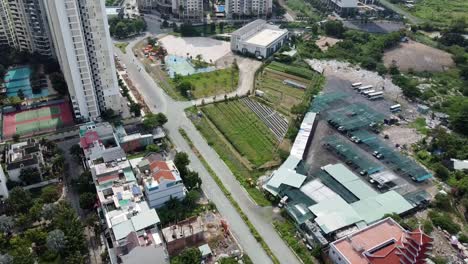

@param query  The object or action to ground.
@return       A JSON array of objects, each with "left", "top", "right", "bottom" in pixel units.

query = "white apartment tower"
[
  {"left": 225, "top": 0, "right": 272, "bottom": 18},
  {"left": 0, "top": 0, "right": 54, "bottom": 56},
  {"left": 172, "top": 0, "right": 204, "bottom": 20},
  {"left": 44, "top": 0, "right": 122, "bottom": 120}
]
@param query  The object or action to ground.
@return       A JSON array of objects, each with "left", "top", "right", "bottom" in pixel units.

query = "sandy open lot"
[
  {"left": 158, "top": 35, "right": 231, "bottom": 63},
  {"left": 383, "top": 40, "right": 454, "bottom": 72},
  {"left": 315, "top": 36, "right": 342, "bottom": 51}
]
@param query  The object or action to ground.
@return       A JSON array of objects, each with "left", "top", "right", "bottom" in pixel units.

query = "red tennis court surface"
[{"left": 3, "top": 101, "right": 74, "bottom": 138}]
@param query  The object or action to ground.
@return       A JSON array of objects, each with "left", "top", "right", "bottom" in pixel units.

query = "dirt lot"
[
  {"left": 383, "top": 126, "right": 423, "bottom": 147},
  {"left": 383, "top": 40, "right": 454, "bottom": 72},
  {"left": 158, "top": 35, "right": 231, "bottom": 63},
  {"left": 315, "top": 36, "right": 342, "bottom": 51}
]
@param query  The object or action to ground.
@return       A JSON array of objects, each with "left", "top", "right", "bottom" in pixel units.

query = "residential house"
[
  {"left": 5, "top": 139, "right": 45, "bottom": 182},
  {"left": 136, "top": 158, "right": 186, "bottom": 208}
]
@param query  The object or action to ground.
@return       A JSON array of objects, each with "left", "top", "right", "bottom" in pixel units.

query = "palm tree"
[{"left": 179, "top": 5, "right": 185, "bottom": 19}]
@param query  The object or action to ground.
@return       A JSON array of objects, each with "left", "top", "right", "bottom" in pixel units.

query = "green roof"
[
  {"left": 309, "top": 196, "right": 363, "bottom": 234},
  {"left": 352, "top": 191, "right": 413, "bottom": 224},
  {"left": 265, "top": 156, "right": 306, "bottom": 192},
  {"left": 322, "top": 164, "right": 378, "bottom": 200},
  {"left": 306, "top": 164, "right": 415, "bottom": 234}
]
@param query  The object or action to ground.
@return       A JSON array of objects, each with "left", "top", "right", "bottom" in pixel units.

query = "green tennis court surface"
[
  {"left": 15, "top": 118, "right": 63, "bottom": 135},
  {"left": 15, "top": 106, "right": 60, "bottom": 122}
]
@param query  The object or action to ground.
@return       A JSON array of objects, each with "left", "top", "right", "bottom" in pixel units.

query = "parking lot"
[{"left": 302, "top": 74, "right": 434, "bottom": 198}]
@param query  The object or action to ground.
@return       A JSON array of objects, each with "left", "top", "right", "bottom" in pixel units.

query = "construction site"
[{"left": 161, "top": 212, "right": 242, "bottom": 263}]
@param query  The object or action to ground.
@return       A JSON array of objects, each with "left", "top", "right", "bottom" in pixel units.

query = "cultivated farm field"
[
  {"left": 255, "top": 61, "right": 322, "bottom": 115},
  {"left": 201, "top": 100, "right": 278, "bottom": 167}
]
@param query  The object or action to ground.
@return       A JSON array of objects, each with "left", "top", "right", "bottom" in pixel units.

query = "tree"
[
  {"left": 49, "top": 72, "right": 68, "bottom": 95},
  {"left": 7, "top": 187, "right": 33, "bottom": 214},
  {"left": 146, "top": 144, "right": 161, "bottom": 153},
  {"left": 450, "top": 102, "right": 468, "bottom": 135},
  {"left": 19, "top": 167, "right": 42, "bottom": 185},
  {"left": 53, "top": 202, "right": 87, "bottom": 255},
  {"left": 114, "top": 21, "right": 129, "bottom": 39},
  {"left": 174, "top": 152, "right": 190, "bottom": 175},
  {"left": 171, "top": 247, "right": 202, "bottom": 264},
  {"left": 183, "top": 171, "right": 202, "bottom": 190},
  {"left": 176, "top": 81, "right": 193, "bottom": 97},
  {"left": 72, "top": 171, "right": 94, "bottom": 194},
  {"left": 42, "top": 203, "right": 56, "bottom": 221},
  {"left": 0, "top": 254, "right": 13, "bottom": 264},
  {"left": 130, "top": 103, "right": 142, "bottom": 117},
  {"left": 219, "top": 22, "right": 225, "bottom": 33},
  {"left": 8, "top": 96, "right": 22, "bottom": 107},
  {"left": 142, "top": 112, "right": 167, "bottom": 130},
  {"left": 434, "top": 163, "right": 450, "bottom": 181},
  {"left": 182, "top": 190, "right": 200, "bottom": 209},
  {"left": 0, "top": 215, "right": 14, "bottom": 233},
  {"left": 47, "top": 229, "right": 67, "bottom": 254},
  {"left": 17, "top": 89, "right": 25, "bottom": 100},
  {"left": 432, "top": 193, "right": 451, "bottom": 212},
  {"left": 41, "top": 185, "right": 60, "bottom": 203},
  {"left": 12, "top": 133, "right": 20, "bottom": 142},
  {"left": 323, "top": 21, "right": 346, "bottom": 38},
  {"left": 69, "top": 144, "right": 82, "bottom": 161},
  {"left": 79, "top": 193, "right": 95, "bottom": 210}
]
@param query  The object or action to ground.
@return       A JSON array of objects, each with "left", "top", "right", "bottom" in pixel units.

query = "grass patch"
[
  {"left": 178, "top": 128, "right": 280, "bottom": 264},
  {"left": 174, "top": 68, "right": 239, "bottom": 99},
  {"left": 186, "top": 106, "right": 271, "bottom": 206},
  {"left": 400, "top": 0, "right": 468, "bottom": 27},
  {"left": 114, "top": 42, "right": 128, "bottom": 54},
  {"left": 409, "top": 117, "right": 430, "bottom": 135},
  {"left": 201, "top": 100, "right": 278, "bottom": 167},
  {"left": 273, "top": 220, "right": 317, "bottom": 264},
  {"left": 284, "top": 0, "right": 322, "bottom": 21}
]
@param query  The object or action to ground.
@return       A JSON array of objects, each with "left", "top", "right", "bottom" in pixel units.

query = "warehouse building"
[{"left": 230, "top": 19, "right": 288, "bottom": 58}]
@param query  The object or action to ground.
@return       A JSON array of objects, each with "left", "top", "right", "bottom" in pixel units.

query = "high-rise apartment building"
[
  {"left": 44, "top": 0, "right": 122, "bottom": 120},
  {"left": 0, "top": 0, "right": 54, "bottom": 56},
  {"left": 225, "top": 0, "right": 272, "bottom": 18},
  {"left": 171, "top": 0, "right": 204, "bottom": 20}
]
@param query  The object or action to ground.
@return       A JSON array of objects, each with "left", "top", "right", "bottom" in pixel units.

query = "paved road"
[
  {"left": 57, "top": 139, "right": 102, "bottom": 264},
  {"left": 115, "top": 36, "right": 301, "bottom": 264}
]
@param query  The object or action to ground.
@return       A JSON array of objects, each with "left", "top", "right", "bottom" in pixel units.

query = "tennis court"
[
  {"left": 2, "top": 101, "right": 73, "bottom": 138},
  {"left": 15, "top": 106, "right": 60, "bottom": 122}
]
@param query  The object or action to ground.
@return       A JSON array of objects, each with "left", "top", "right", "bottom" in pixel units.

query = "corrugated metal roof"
[
  {"left": 131, "top": 209, "right": 160, "bottom": 231},
  {"left": 309, "top": 196, "right": 362, "bottom": 234},
  {"left": 113, "top": 219, "right": 134, "bottom": 241},
  {"left": 322, "top": 164, "right": 378, "bottom": 200},
  {"left": 352, "top": 191, "right": 413, "bottom": 224},
  {"left": 290, "top": 112, "right": 316, "bottom": 159},
  {"left": 266, "top": 156, "right": 306, "bottom": 189}
]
